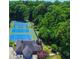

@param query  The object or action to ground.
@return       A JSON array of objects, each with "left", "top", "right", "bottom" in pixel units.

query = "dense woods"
[{"left": 9, "top": 1, "right": 70, "bottom": 59}]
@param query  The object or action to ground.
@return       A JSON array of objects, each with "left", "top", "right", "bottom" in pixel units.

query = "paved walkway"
[
  {"left": 9, "top": 47, "right": 24, "bottom": 59},
  {"left": 9, "top": 47, "right": 17, "bottom": 59}
]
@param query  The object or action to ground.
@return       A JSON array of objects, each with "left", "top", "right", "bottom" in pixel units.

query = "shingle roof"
[
  {"left": 22, "top": 46, "right": 32, "bottom": 57},
  {"left": 16, "top": 40, "right": 41, "bottom": 55}
]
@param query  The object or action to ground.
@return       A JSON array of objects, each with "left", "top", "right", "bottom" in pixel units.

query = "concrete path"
[
  {"left": 9, "top": 47, "right": 24, "bottom": 59},
  {"left": 9, "top": 47, "right": 17, "bottom": 59}
]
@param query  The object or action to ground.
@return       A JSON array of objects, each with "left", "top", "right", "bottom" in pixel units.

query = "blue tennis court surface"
[
  {"left": 10, "top": 34, "right": 32, "bottom": 41},
  {"left": 14, "top": 23, "right": 28, "bottom": 28},
  {"left": 10, "top": 21, "right": 32, "bottom": 41},
  {"left": 13, "top": 21, "right": 28, "bottom": 28},
  {"left": 11, "top": 28, "right": 29, "bottom": 33}
]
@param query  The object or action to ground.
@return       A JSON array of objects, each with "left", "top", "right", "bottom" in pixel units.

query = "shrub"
[
  {"left": 51, "top": 44, "right": 58, "bottom": 53},
  {"left": 37, "top": 50, "right": 48, "bottom": 59},
  {"left": 9, "top": 40, "right": 16, "bottom": 48}
]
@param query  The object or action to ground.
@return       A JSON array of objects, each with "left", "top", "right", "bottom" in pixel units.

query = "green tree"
[{"left": 9, "top": 1, "right": 29, "bottom": 21}]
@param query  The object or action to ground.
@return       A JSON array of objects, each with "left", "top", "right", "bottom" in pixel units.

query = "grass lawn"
[{"left": 46, "top": 54, "right": 62, "bottom": 59}]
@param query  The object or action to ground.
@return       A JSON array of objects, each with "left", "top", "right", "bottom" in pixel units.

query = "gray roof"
[
  {"left": 22, "top": 46, "right": 32, "bottom": 57},
  {"left": 16, "top": 40, "right": 41, "bottom": 55}
]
